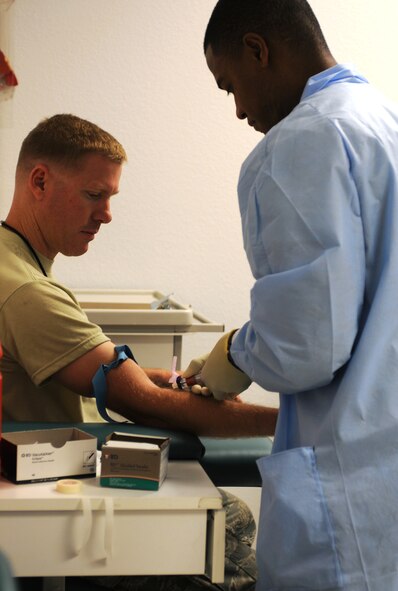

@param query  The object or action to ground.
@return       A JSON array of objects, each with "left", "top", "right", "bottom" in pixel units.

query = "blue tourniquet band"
[{"left": 92, "top": 345, "right": 136, "bottom": 423}]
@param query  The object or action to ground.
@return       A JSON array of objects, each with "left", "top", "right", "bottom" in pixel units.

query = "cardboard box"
[
  {"left": 0, "top": 428, "right": 97, "bottom": 484},
  {"left": 100, "top": 432, "right": 170, "bottom": 490}
]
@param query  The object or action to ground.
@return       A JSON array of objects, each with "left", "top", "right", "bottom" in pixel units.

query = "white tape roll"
[{"left": 56, "top": 479, "right": 82, "bottom": 494}]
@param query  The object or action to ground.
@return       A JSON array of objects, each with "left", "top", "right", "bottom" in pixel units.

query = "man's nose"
[
  {"left": 95, "top": 200, "right": 112, "bottom": 224},
  {"left": 236, "top": 104, "right": 247, "bottom": 121}
]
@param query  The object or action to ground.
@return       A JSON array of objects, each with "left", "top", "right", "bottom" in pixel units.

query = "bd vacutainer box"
[{"left": 0, "top": 427, "right": 97, "bottom": 484}]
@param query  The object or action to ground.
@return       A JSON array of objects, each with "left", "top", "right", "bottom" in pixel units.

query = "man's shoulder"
[
  {"left": 0, "top": 250, "right": 35, "bottom": 308},
  {"left": 0, "top": 259, "right": 79, "bottom": 323},
  {"left": 1, "top": 275, "right": 80, "bottom": 316},
  {"left": 0, "top": 230, "right": 76, "bottom": 308},
  {"left": 298, "top": 79, "right": 398, "bottom": 134}
]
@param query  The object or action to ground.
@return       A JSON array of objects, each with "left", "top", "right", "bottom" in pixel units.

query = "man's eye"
[{"left": 86, "top": 192, "right": 101, "bottom": 200}]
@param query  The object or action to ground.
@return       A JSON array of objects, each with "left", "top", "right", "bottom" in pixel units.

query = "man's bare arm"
[
  {"left": 54, "top": 341, "right": 277, "bottom": 437},
  {"left": 142, "top": 367, "right": 172, "bottom": 387},
  {"left": 107, "top": 359, "right": 278, "bottom": 436}
]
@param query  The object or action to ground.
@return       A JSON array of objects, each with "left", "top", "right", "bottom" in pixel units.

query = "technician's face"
[
  {"left": 205, "top": 41, "right": 283, "bottom": 135},
  {"left": 43, "top": 153, "right": 122, "bottom": 258}
]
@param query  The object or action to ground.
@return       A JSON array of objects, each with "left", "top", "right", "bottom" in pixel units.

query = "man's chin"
[
  {"left": 62, "top": 244, "right": 90, "bottom": 257},
  {"left": 256, "top": 123, "right": 269, "bottom": 135}
]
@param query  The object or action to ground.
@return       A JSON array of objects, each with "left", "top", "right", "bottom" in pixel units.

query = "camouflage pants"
[{"left": 84, "top": 489, "right": 257, "bottom": 591}]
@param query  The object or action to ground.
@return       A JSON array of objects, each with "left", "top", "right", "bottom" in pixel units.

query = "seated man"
[{"left": 0, "top": 114, "right": 277, "bottom": 591}]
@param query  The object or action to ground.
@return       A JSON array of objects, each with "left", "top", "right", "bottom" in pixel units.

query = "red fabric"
[{"left": 0, "top": 49, "right": 18, "bottom": 87}]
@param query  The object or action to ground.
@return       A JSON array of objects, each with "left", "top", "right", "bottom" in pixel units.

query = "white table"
[{"left": 0, "top": 461, "right": 225, "bottom": 588}]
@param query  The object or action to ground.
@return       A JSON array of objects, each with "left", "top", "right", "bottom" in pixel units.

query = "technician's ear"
[
  {"left": 29, "top": 165, "right": 48, "bottom": 199},
  {"left": 242, "top": 33, "right": 269, "bottom": 67}
]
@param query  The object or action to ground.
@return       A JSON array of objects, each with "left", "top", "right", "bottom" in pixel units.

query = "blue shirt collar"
[{"left": 301, "top": 63, "right": 369, "bottom": 101}]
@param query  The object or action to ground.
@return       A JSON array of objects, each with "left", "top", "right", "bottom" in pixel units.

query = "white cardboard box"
[
  {"left": 0, "top": 428, "right": 97, "bottom": 484},
  {"left": 100, "top": 431, "right": 170, "bottom": 490}
]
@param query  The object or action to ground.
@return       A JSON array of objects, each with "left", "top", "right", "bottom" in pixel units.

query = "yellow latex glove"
[
  {"left": 183, "top": 330, "right": 252, "bottom": 400},
  {"left": 182, "top": 353, "right": 212, "bottom": 396},
  {"left": 182, "top": 353, "right": 209, "bottom": 379}
]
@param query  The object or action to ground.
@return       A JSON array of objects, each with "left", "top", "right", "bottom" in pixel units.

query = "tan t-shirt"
[{"left": 0, "top": 227, "right": 109, "bottom": 422}]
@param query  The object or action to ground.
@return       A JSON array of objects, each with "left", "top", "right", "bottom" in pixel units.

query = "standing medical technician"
[{"left": 183, "top": 0, "right": 398, "bottom": 589}]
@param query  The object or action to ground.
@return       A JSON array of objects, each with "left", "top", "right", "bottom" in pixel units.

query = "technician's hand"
[
  {"left": 183, "top": 330, "right": 252, "bottom": 400},
  {"left": 182, "top": 352, "right": 208, "bottom": 380},
  {"left": 182, "top": 353, "right": 212, "bottom": 396}
]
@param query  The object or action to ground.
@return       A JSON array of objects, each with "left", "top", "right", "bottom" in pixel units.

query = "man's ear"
[
  {"left": 242, "top": 33, "right": 269, "bottom": 67},
  {"left": 29, "top": 164, "right": 48, "bottom": 199}
]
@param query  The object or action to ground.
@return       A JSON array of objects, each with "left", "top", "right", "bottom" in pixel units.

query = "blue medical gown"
[{"left": 230, "top": 64, "right": 398, "bottom": 590}]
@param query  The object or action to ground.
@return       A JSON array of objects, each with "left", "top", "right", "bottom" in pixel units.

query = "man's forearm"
[
  {"left": 144, "top": 367, "right": 172, "bottom": 387},
  {"left": 107, "top": 360, "right": 278, "bottom": 436},
  {"left": 99, "top": 356, "right": 277, "bottom": 437},
  {"left": 147, "top": 396, "right": 278, "bottom": 437}
]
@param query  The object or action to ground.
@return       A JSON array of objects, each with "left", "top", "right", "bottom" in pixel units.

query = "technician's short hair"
[
  {"left": 204, "top": 0, "right": 330, "bottom": 57},
  {"left": 17, "top": 113, "right": 127, "bottom": 170}
]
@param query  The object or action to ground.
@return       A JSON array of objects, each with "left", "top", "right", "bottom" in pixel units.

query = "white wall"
[{"left": 1, "top": 0, "right": 398, "bottom": 406}]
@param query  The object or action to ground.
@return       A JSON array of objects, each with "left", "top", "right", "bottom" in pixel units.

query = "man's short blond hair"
[{"left": 17, "top": 113, "right": 127, "bottom": 171}]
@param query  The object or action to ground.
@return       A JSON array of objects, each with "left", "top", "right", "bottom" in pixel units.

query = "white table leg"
[{"left": 205, "top": 509, "right": 226, "bottom": 583}]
